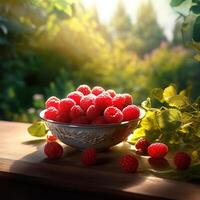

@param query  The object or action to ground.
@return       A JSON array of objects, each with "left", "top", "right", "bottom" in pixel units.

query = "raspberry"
[
  {"left": 67, "top": 91, "right": 83, "bottom": 104},
  {"left": 123, "top": 93, "right": 133, "bottom": 106},
  {"left": 92, "top": 116, "right": 107, "bottom": 125},
  {"left": 76, "top": 84, "right": 91, "bottom": 95},
  {"left": 107, "top": 89, "right": 116, "bottom": 98},
  {"left": 70, "top": 105, "right": 84, "bottom": 120},
  {"left": 135, "top": 138, "right": 151, "bottom": 153},
  {"left": 44, "top": 107, "right": 59, "bottom": 121},
  {"left": 80, "top": 94, "right": 95, "bottom": 111},
  {"left": 59, "top": 98, "right": 76, "bottom": 115},
  {"left": 47, "top": 133, "right": 57, "bottom": 142},
  {"left": 119, "top": 154, "right": 139, "bottom": 173},
  {"left": 104, "top": 106, "right": 123, "bottom": 124},
  {"left": 112, "top": 94, "right": 125, "bottom": 110},
  {"left": 71, "top": 116, "right": 90, "bottom": 125},
  {"left": 55, "top": 113, "right": 70, "bottom": 123},
  {"left": 94, "top": 93, "right": 113, "bottom": 111},
  {"left": 81, "top": 148, "right": 97, "bottom": 166},
  {"left": 122, "top": 105, "right": 140, "bottom": 121},
  {"left": 44, "top": 142, "right": 63, "bottom": 160},
  {"left": 45, "top": 96, "right": 60, "bottom": 109},
  {"left": 173, "top": 152, "right": 191, "bottom": 170},
  {"left": 86, "top": 105, "right": 101, "bottom": 120},
  {"left": 92, "top": 86, "right": 105, "bottom": 96},
  {"left": 147, "top": 143, "right": 168, "bottom": 159}
]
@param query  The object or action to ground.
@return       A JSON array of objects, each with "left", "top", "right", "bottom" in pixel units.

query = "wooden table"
[{"left": 0, "top": 121, "right": 199, "bottom": 200}]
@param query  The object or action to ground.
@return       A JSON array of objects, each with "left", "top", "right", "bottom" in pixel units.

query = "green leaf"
[
  {"left": 168, "top": 95, "right": 189, "bottom": 108},
  {"left": 190, "top": 5, "right": 200, "bottom": 14},
  {"left": 157, "top": 108, "right": 182, "bottom": 131},
  {"left": 28, "top": 121, "right": 48, "bottom": 137},
  {"left": 163, "top": 85, "right": 177, "bottom": 102},
  {"left": 151, "top": 88, "right": 164, "bottom": 102},
  {"left": 193, "top": 16, "right": 200, "bottom": 42},
  {"left": 141, "top": 98, "right": 151, "bottom": 110},
  {"left": 141, "top": 111, "right": 160, "bottom": 131},
  {"left": 170, "top": 0, "right": 186, "bottom": 7}
]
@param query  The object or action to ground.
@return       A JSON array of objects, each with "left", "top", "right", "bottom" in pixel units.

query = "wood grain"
[{"left": 0, "top": 121, "right": 199, "bottom": 200}]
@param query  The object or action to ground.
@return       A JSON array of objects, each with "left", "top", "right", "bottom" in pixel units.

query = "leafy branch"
[{"left": 129, "top": 85, "right": 200, "bottom": 161}]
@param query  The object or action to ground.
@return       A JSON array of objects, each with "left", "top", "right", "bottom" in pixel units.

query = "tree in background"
[
  {"left": 110, "top": 0, "right": 133, "bottom": 50},
  {"left": 132, "top": 1, "right": 166, "bottom": 56}
]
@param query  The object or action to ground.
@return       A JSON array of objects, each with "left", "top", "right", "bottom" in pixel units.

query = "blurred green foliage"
[{"left": 0, "top": 0, "right": 200, "bottom": 122}]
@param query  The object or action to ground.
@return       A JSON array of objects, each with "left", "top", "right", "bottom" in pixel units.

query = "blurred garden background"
[{"left": 1, "top": 0, "right": 200, "bottom": 122}]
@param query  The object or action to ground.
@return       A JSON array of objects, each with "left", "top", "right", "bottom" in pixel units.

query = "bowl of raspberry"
[{"left": 40, "top": 85, "right": 145, "bottom": 151}]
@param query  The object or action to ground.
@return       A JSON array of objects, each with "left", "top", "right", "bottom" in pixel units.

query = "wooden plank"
[{"left": 0, "top": 121, "right": 200, "bottom": 200}]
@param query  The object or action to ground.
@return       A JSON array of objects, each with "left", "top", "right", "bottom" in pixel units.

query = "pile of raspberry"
[{"left": 44, "top": 84, "right": 140, "bottom": 125}]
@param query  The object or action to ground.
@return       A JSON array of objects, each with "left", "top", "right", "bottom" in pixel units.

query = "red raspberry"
[
  {"left": 55, "top": 113, "right": 70, "bottom": 123},
  {"left": 67, "top": 91, "right": 83, "bottom": 104},
  {"left": 173, "top": 152, "right": 191, "bottom": 170},
  {"left": 80, "top": 94, "right": 95, "bottom": 111},
  {"left": 104, "top": 106, "right": 123, "bottom": 124},
  {"left": 44, "top": 142, "right": 63, "bottom": 160},
  {"left": 94, "top": 93, "right": 113, "bottom": 111},
  {"left": 76, "top": 84, "right": 91, "bottom": 95},
  {"left": 135, "top": 138, "right": 151, "bottom": 153},
  {"left": 81, "top": 148, "right": 97, "bottom": 166},
  {"left": 44, "top": 107, "right": 59, "bottom": 121},
  {"left": 119, "top": 154, "right": 139, "bottom": 173},
  {"left": 59, "top": 98, "right": 76, "bottom": 115},
  {"left": 86, "top": 105, "right": 101, "bottom": 120},
  {"left": 71, "top": 116, "right": 90, "bottom": 125},
  {"left": 148, "top": 143, "right": 168, "bottom": 159},
  {"left": 70, "top": 105, "right": 84, "bottom": 120},
  {"left": 45, "top": 96, "right": 60, "bottom": 109},
  {"left": 107, "top": 89, "right": 116, "bottom": 98},
  {"left": 123, "top": 93, "right": 133, "bottom": 106},
  {"left": 92, "top": 116, "right": 107, "bottom": 125},
  {"left": 122, "top": 105, "right": 140, "bottom": 121},
  {"left": 47, "top": 133, "right": 57, "bottom": 142},
  {"left": 112, "top": 94, "right": 125, "bottom": 110},
  {"left": 92, "top": 86, "right": 105, "bottom": 96}
]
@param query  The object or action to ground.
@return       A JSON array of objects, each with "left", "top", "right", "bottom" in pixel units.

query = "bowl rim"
[{"left": 39, "top": 107, "right": 146, "bottom": 128}]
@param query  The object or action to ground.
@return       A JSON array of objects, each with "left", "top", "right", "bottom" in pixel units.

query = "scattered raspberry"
[
  {"left": 44, "top": 142, "right": 63, "bottom": 160},
  {"left": 107, "top": 89, "right": 116, "bottom": 98},
  {"left": 44, "top": 107, "right": 59, "bottom": 121},
  {"left": 147, "top": 143, "right": 168, "bottom": 159},
  {"left": 119, "top": 154, "right": 139, "bottom": 173},
  {"left": 122, "top": 105, "right": 140, "bottom": 121},
  {"left": 92, "top": 86, "right": 105, "bottom": 96},
  {"left": 86, "top": 105, "right": 101, "bottom": 120},
  {"left": 70, "top": 105, "right": 84, "bottom": 120},
  {"left": 59, "top": 98, "right": 76, "bottom": 114},
  {"left": 104, "top": 106, "right": 123, "bottom": 124},
  {"left": 80, "top": 94, "right": 95, "bottom": 111},
  {"left": 71, "top": 116, "right": 90, "bottom": 125},
  {"left": 173, "top": 152, "right": 191, "bottom": 170},
  {"left": 92, "top": 116, "right": 107, "bottom": 125},
  {"left": 112, "top": 94, "right": 125, "bottom": 110},
  {"left": 94, "top": 93, "right": 113, "bottom": 111},
  {"left": 123, "top": 93, "right": 133, "bottom": 106},
  {"left": 76, "top": 84, "right": 91, "bottom": 95},
  {"left": 67, "top": 91, "right": 83, "bottom": 104},
  {"left": 81, "top": 148, "right": 97, "bottom": 166},
  {"left": 45, "top": 96, "right": 60, "bottom": 109},
  {"left": 47, "top": 134, "right": 57, "bottom": 142},
  {"left": 135, "top": 138, "right": 151, "bottom": 153}
]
